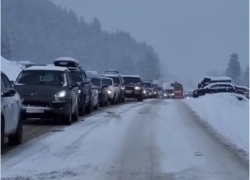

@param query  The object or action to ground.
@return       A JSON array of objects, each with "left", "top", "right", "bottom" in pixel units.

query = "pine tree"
[
  {"left": 225, "top": 53, "right": 241, "bottom": 83},
  {"left": 1, "top": 28, "right": 12, "bottom": 59},
  {"left": 243, "top": 65, "right": 249, "bottom": 87}
]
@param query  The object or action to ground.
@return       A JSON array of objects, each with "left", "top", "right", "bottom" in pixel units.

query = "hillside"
[
  {"left": 1, "top": 0, "right": 161, "bottom": 79},
  {"left": 1, "top": 57, "right": 24, "bottom": 81}
]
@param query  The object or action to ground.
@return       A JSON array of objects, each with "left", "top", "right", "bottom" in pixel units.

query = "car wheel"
[
  {"left": 63, "top": 104, "right": 72, "bottom": 125},
  {"left": 86, "top": 101, "right": 92, "bottom": 114},
  {"left": 9, "top": 114, "right": 23, "bottom": 145},
  {"left": 138, "top": 95, "right": 143, "bottom": 102},
  {"left": 105, "top": 98, "right": 108, "bottom": 106},
  {"left": 111, "top": 94, "right": 116, "bottom": 105},
  {"left": 122, "top": 97, "right": 125, "bottom": 103},
  {"left": 72, "top": 106, "right": 79, "bottom": 121}
]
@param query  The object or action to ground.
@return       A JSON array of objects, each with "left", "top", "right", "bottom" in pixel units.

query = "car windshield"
[
  {"left": 144, "top": 82, "right": 152, "bottom": 88},
  {"left": 102, "top": 78, "right": 112, "bottom": 86},
  {"left": 123, "top": 77, "right": 141, "bottom": 84},
  {"left": 157, "top": 87, "right": 162, "bottom": 91},
  {"left": 91, "top": 78, "right": 101, "bottom": 86},
  {"left": 107, "top": 76, "right": 120, "bottom": 84},
  {"left": 69, "top": 71, "right": 82, "bottom": 84},
  {"left": 166, "top": 89, "right": 174, "bottom": 93},
  {"left": 174, "top": 86, "right": 183, "bottom": 91},
  {"left": 16, "top": 70, "right": 65, "bottom": 85}
]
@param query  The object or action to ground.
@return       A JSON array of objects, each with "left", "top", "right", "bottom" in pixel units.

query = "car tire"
[
  {"left": 111, "top": 94, "right": 116, "bottom": 105},
  {"left": 9, "top": 114, "right": 23, "bottom": 145},
  {"left": 86, "top": 101, "right": 92, "bottom": 114},
  {"left": 79, "top": 104, "right": 85, "bottom": 116},
  {"left": 105, "top": 99, "right": 108, "bottom": 106},
  {"left": 121, "top": 97, "right": 125, "bottom": 103},
  {"left": 63, "top": 104, "right": 72, "bottom": 125},
  {"left": 138, "top": 95, "right": 143, "bottom": 102},
  {"left": 72, "top": 106, "right": 79, "bottom": 121}
]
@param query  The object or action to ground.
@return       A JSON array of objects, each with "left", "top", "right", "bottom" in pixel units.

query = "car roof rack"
[{"left": 53, "top": 57, "right": 79, "bottom": 67}]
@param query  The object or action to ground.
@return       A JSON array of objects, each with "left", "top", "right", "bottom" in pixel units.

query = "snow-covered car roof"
[
  {"left": 86, "top": 71, "right": 98, "bottom": 75},
  {"left": 102, "top": 74, "right": 119, "bottom": 77},
  {"left": 54, "top": 57, "right": 78, "bottom": 63},
  {"left": 210, "top": 76, "right": 232, "bottom": 81},
  {"left": 203, "top": 82, "right": 235, "bottom": 89},
  {"left": 122, "top": 75, "right": 140, "bottom": 78},
  {"left": 24, "top": 65, "right": 69, "bottom": 71}
]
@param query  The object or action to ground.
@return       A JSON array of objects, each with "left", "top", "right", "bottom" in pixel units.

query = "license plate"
[
  {"left": 26, "top": 107, "right": 44, "bottom": 113},
  {"left": 125, "top": 90, "right": 132, "bottom": 93}
]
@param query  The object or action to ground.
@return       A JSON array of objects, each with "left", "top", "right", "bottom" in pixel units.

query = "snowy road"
[{"left": 2, "top": 99, "right": 248, "bottom": 180}]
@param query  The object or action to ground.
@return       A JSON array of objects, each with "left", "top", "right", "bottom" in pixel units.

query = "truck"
[{"left": 170, "top": 82, "right": 184, "bottom": 99}]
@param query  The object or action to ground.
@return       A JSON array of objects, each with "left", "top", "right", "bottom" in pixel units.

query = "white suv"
[
  {"left": 101, "top": 77, "right": 119, "bottom": 104},
  {"left": 1, "top": 71, "right": 23, "bottom": 146}
]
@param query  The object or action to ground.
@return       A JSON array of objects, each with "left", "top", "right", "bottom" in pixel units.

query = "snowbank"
[
  {"left": 1, "top": 56, "right": 24, "bottom": 81},
  {"left": 184, "top": 93, "right": 249, "bottom": 165}
]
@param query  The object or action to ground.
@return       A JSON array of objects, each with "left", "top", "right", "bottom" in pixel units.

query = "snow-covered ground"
[
  {"left": 2, "top": 99, "right": 248, "bottom": 180},
  {"left": 1, "top": 56, "right": 24, "bottom": 81},
  {"left": 184, "top": 93, "right": 249, "bottom": 164}
]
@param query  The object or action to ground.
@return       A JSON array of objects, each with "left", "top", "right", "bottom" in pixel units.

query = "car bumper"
[
  {"left": 22, "top": 100, "right": 70, "bottom": 119},
  {"left": 124, "top": 90, "right": 141, "bottom": 98}
]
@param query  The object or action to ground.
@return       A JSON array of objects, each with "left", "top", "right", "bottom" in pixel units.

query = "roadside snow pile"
[
  {"left": 1, "top": 56, "right": 24, "bottom": 80},
  {"left": 184, "top": 93, "right": 249, "bottom": 164}
]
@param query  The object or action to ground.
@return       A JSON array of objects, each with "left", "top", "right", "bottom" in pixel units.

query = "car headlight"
[
  {"left": 154, "top": 91, "right": 156, "bottom": 94},
  {"left": 163, "top": 93, "right": 167, "bottom": 96},
  {"left": 121, "top": 86, "right": 125, "bottom": 90},
  {"left": 135, "top": 86, "right": 141, "bottom": 90},
  {"left": 143, "top": 90, "right": 146, "bottom": 94},
  {"left": 107, "top": 90, "right": 112, "bottom": 94},
  {"left": 77, "top": 90, "right": 81, "bottom": 94},
  {"left": 54, "top": 90, "right": 66, "bottom": 98}
]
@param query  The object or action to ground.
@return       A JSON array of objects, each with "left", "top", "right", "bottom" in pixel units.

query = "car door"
[
  {"left": 1, "top": 75, "right": 15, "bottom": 133},
  {"left": 66, "top": 72, "right": 78, "bottom": 111},
  {"left": 81, "top": 72, "right": 90, "bottom": 104}
]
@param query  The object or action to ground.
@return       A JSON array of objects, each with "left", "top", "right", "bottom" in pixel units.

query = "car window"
[
  {"left": 2, "top": 74, "right": 11, "bottom": 88},
  {"left": 16, "top": 70, "right": 65, "bottom": 85},
  {"left": 210, "top": 84, "right": 233, "bottom": 89},
  {"left": 108, "top": 76, "right": 120, "bottom": 84},
  {"left": 1, "top": 76, "right": 6, "bottom": 92},
  {"left": 69, "top": 71, "right": 82, "bottom": 84},
  {"left": 102, "top": 78, "right": 112, "bottom": 86},
  {"left": 123, "top": 77, "right": 141, "bottom": 84}
]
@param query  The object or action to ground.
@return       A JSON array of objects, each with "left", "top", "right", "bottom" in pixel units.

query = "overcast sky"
[{"left": 52, "top": 0, "right": 249, "bottom": 80}]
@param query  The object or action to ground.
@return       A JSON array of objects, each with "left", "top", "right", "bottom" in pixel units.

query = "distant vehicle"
[
  {"left": 143, "top": 81, "right": 154, "bottom": 98},
  {"left": 90, "top": 84, "right": 99, "bottom": 110},
  {"left": 152, "top": 86, "right": 158, "bottom": 98},
  {"left": 122, "top": 75, "right": 144, "bottom": 101},
  {"left": 102, "top": 74, "right": 125, "bottom": 103},
  {"left": 193, "top": 82, "right": 236, "bottom": 98},
  {"left": 234, "top": 85, "right": 249, "bottom": 99},
  {"left": 14, "top": 65, "right": 79, "bottom": 125},
  {"left": 164, "top": 87, "right": 174, "bottom": 99},
  {"left": 53, "top": 57, "right": 92, "bottom": 115},
  {"left": 101, "top": 77, "right": 119, "bottom": 104},
  {"left": 170, "top": 82, "right": 184, "bottom": 99},
  {"left": 90, "top": 77, "right": 109, "bottom": 107},
  {"left": 104, "top": 70, "right": 120, "bottom": 74},
  {"left": 198, "top": 76, "right": 232, "bottom": 89},
  {"left": 1, "top": 71, "right": 23, "bottom": 146},
  {"left": 86, "top": 71, "right": 99, "bottom": 78},
  {"left": 184, "top": 92, "right": 193, "bottom": 99},
  {"left": 156, "top": 86, "right": 163, "bottom": 98}
]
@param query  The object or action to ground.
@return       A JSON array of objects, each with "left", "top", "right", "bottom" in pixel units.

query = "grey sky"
[{"left": 52, "top": 0, "right": 249, "bottom": 80}]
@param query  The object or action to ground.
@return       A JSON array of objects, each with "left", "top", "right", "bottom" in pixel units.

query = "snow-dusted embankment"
[
  {"left": 1, "top": 56, "right": 24, "bottom": 81},
  {"left": 184, "top": 93, "right": 249, "bottom": 165}
]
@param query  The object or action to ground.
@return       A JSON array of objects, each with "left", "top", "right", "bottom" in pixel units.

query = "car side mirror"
[
  {"left": 1, "top": 88, "right": 16, "bottom": 97},
  {"left": 70, "top": 83, "right": 78, "bottom": 89},
  {"left": 10, "top": 80, "right": 14, "bottom": 87}
]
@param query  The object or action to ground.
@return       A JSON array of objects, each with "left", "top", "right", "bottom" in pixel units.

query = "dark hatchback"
[
  {"left": 13, "top": 66, "right": 79, "bottom": 125},
  {"left": 122, "top": 75, "right": 144, "bottom": 101},
  {"left": 90, "top": 77, "right": 109, "bottom": 106}
]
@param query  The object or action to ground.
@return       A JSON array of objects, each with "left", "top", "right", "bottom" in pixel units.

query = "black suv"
[
  {"left": 53, "top": 57, "right": 92, "bottom": 115},
  {"left": 13, "top": 65, "right": 79, "bottom": 125},
  {"left": 90, "top": 77, "right": 109, "bottom": 107},
  {"left": 122, "top": 75, "right": 144, "bottom": 101}
]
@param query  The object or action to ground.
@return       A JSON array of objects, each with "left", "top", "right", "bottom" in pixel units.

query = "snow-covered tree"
[
  {"left": 225, "top": 53, "right": 241, "bottom": 83},
  {"left": 1, "top": 28, "right": 12, "bottom": 59}
]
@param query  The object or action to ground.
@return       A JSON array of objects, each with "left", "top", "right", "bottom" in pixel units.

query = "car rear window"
[{"left": 16, "top": 70, "right": 65, "bottom": 85}]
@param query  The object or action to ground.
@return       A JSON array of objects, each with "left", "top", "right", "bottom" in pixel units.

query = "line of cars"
[{"left": 1, "top": 57, "right": 153, "bottom": 146}]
